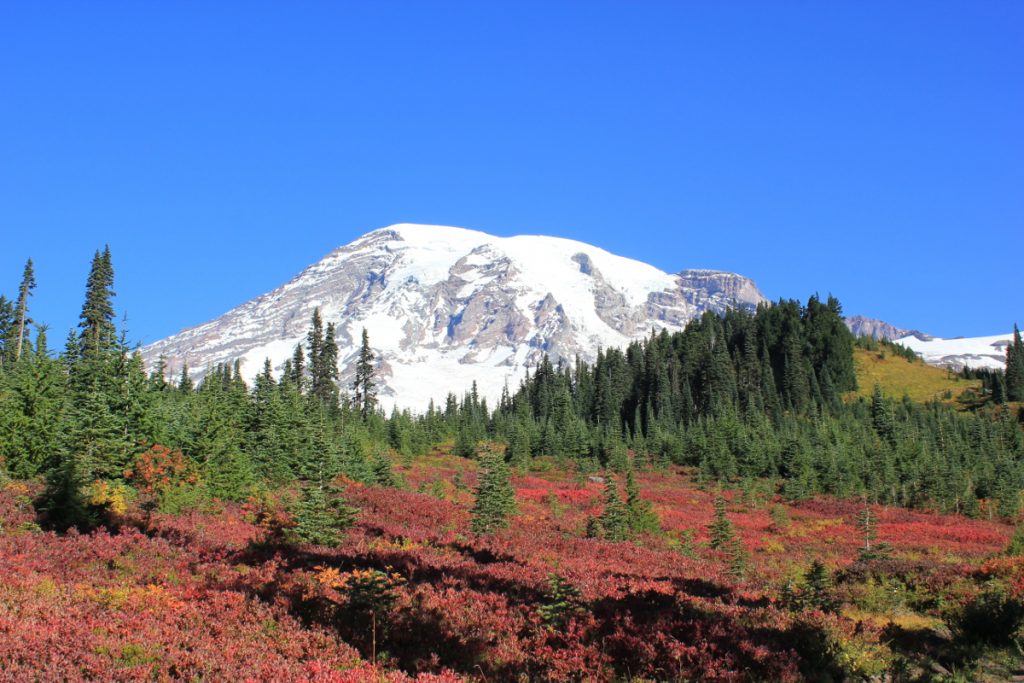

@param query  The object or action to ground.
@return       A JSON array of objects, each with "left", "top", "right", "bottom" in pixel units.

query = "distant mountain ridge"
[
  {"left": 844, "top": 315, "right": 928, "bottom": 342},
  {"left": 142, "top": 224, "right": 766, "bottom": 409}
]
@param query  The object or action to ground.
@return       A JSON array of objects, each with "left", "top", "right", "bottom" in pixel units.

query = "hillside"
[
  {"left": 851, "top": 346, "right": 982, "bottom": 404},
  {"left": 1, "top": 455, "right": 1020, "bottom": 682}
]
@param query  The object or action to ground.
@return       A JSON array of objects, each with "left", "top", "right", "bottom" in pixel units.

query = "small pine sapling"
[
  {"left": 708, "top": 494, "right": 736, "bottom": 550},
  {"left": 769, "top": 503, "right": 791, "bottom": 531},
  {"left": 1006, "top": 526, "right": 1024, "bottom": 557},
  {"left": 625, "top": 469, "right": 661, "bottom": 535},
  {"left": 726, "top": 536, "right": 747, "bottom": 579},
  {"left": 801, "top": 560, "right": 839, "bottom": 612},
  {"left": 290, "top": 484, "right": 358, "bottom": 547},
  {"left": 470, "top": 448, "right": 516, "bottom": 534},
  {"left": 538, "top": 573, "right": 583, "bottom": 630},
  {"left": 343, "top": 568, "right": 405, "bottom": 663},
  {"left": 856, "top": 504, "right": 892, "bottom": 561},
  {"left": 588, "top": 475, "right": 630, "bottom": 542}
]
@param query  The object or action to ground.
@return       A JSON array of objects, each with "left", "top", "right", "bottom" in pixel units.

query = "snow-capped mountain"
[
  {"left": 142, "top": 224, "right": 765, "bottom": 409},
  {"left": 893, "top": 333, "right": 1014, "bottom": 371}
]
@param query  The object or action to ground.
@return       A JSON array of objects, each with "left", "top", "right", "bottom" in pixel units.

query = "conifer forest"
[{"left": 2, "top": 249, "right": 1023, "bottom": 681}]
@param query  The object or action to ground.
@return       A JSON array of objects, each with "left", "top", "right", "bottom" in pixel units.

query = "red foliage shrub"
[
  {"left": 124, "top": 444, "right": 198, "bottom": 498},
  {"left": 1, "top": 461, "right": 1017, "bottom": 681}
]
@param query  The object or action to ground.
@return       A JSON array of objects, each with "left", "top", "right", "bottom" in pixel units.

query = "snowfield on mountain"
[{"left": 895, "top": 332, "right": 1016, "bottom": 371}]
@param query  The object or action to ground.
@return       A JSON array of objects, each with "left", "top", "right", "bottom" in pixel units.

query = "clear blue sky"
[{"left": 1, "top": 2, "right": 1020, "bottom": 345}]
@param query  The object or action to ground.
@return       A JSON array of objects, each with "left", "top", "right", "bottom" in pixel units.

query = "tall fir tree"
[
  {"left": 1006, "top": 324, "right": 1024, "bottom": 402},
  {"left": 353, "top": 328, "right": 377, "bottom": 420},
  {"left": 306, "top": 307, "right": 324, "bottom": 383},
  {"left": 11, "top": 258, "right": 36, "bottom": 363},
  {"left": 289, "top": 343, "right": 306, "bottom": 391},
  {"left": 77, "top": 247, "right": 117, "bottom": 357},
  {"left": 178, "top": 363, "right": 194, "bottom": 393},
  {"left": 0, "top": 296, "right": 14, "bottom": 368},
  {"left": 62, "top": 247, "right": 134, "bottom": 482},
  {"left": 307, "top": 309, "right": 340, "bottom": 408}
]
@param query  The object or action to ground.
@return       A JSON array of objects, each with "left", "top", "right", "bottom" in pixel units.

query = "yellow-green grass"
[{"left": 849, "top": 347, "right": 981, "bottom": 405}]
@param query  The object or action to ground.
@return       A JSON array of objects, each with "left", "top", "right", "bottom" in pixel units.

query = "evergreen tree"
[
  {"left": 506, "top": 418, "right": 532, "bottom": 469},
  {"left": 625, "top": 468, "right": 660, "bottom": 534},
  {"left": 66, "top": 364, "right": 126, "bottom": 480},
  {"left": 0, "top": 296, "right": 14, "bottom": 368},
  {"left": 289, "top": 344, "right": 305, "bottom": 391},
  {"left": 589, "top": 475, "right": 630, "bottom": 541},
  {"left": 352, "top": 328, "right": 377, "bottom": 420},
  {"left": 247, "top": 358, "right": 290, "bottom": 483},
  {"left": 870, "top": 384, "right": 896, "bottom": 446},
  {"left": 454, "top": 407, "right": 484, "bottom": 459},
  {"left": 306, "top": 307, "right": 324, "bottom": 383},
  {"left": 148, "top": 355, "right": 170, "bottom": 391},
  {"left": 538, "top": 574, "right": 583, "bottom": 631},
  {"left": 37, "top": 449, "right": 92, "bottom": 532},
  {"left": 289, "top": 483, "right": 358, "bottom": 547},
  {"left": 306, "top": 309, "right": 341, "bottom": 407},
  {"left": 1006, "top": 324, "right": 1024, "bottom": 402},
  {"left": 0, "top": 328, "right": 63, "bottom": 477},
  {"left": 855, "top": 503, "right": 891, "bottom": 560},
  {"left": 801, "top": 560, "right": 838, "bottom": 612},
  {"left": 725, "top": 536, "right": 748, "bottom": 579},
  {"left": 11, "top": 258, "right": 36, "bottom": 363},
  {"left": 992, "top": 372, "right": 1007, "bottom": 404},
  {"left": 319, "top": 322, "right": 341, "bottom": 406},
  {"left": 192, "top": 365, "right": 254, "bottom": 500},
  {"left": 337, "top": 429, "right": 374, "bottom": 484},
  {"left": 178, "top": 363, "right": 194, "bottom": 393},
  {"left": 471, "top": 447, "right": 516, "bottom": 534},
  {"left": 77, "top": 247, "right": 117, "bottom": 357},
  {"left": 59, "top": 247, "right": 140, "bottom": 482},
  {"left": 708, "top": 494, "right": 736, "bottom": 550},
  {"left": 371, "top": 449, "right": 397, "bottom": 487}
]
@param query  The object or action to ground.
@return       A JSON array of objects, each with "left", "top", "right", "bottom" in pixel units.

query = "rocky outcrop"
[{"left": 844, "top": 315, "right": 927, "bottom": 341}]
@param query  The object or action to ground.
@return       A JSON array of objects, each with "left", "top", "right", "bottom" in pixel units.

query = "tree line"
[{"left": 475, "top": 296, "right": 1024, "bottom": 518}]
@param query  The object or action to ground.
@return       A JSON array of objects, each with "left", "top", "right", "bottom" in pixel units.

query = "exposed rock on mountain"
[{"left": 844, "top": 315, "right": 927, "bottom": 342}]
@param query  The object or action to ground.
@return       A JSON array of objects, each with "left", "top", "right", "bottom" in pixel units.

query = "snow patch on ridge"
[{"left": 894, "top": 333, "right": 1013, "bottom": 371}]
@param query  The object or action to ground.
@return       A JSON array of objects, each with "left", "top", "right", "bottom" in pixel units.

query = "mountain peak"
[{"left": 371, "top": 222, "right": 492, "bottom": 243}]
